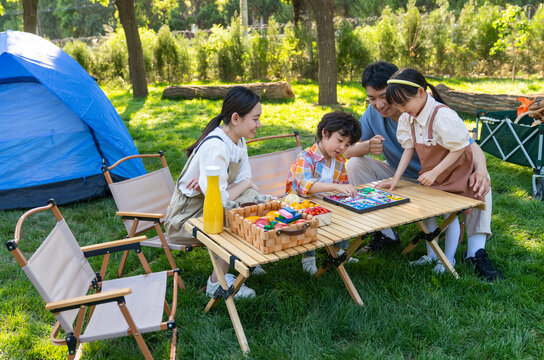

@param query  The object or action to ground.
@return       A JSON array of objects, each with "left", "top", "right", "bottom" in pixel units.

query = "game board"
[{"left": 322, "top": 187, "right": 410, "bottom": 214}]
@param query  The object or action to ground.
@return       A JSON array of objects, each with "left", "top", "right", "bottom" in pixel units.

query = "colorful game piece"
[
  {"left": 278, "top": 209, "right": 293, "bottom": 219},
  {"left": 323, "top": 187, "right": 409, "bottom": 214}
]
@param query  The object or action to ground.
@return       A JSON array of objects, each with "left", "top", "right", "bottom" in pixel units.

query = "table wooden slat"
[{"left": 187, "top": 181, "right": 484, "bottom": 267}]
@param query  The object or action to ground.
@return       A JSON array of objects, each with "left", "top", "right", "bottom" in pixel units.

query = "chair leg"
[
  {"left": 155, "top": 224, "right": 186, "bottom": 291},
  {"left": 169, "top": 328, "right": 178, "bottom": 360},
  {"left": 73, "top": 344, "right": 85, "bottom": 360},
  {"left": 118, "top": 302, "right": 154, "bottom": 360},
  {"left": 117, "top": 250, "right": 130, "bottom": 278}
]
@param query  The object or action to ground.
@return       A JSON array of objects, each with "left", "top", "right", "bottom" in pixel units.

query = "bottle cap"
[{"left": 205, "top": 165, "right": 221, "bottom": 176}]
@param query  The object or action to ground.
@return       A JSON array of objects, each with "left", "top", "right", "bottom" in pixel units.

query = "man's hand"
[
  {"left": 368, "top": 135, "right": 385, "bottom": 155},
  {"left": 417, "top": 171, "right": 437, "bottom": 187},
  {"left": 469, "top": 171, "right": 490, "bottom": 199}
]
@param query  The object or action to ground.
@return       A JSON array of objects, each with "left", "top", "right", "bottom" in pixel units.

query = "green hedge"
[{"left": 63, "top": 3, "right": 544, "bottom": 84}]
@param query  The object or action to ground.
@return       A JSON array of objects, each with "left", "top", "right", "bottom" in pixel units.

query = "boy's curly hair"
[{"left": 316, "top": 111, "right": 362, "bottom": 145}]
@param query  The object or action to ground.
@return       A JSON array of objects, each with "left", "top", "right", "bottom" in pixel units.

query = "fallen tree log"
[
  {"left": 163, "top": 81, "right": 295, "bottom": 100},
  {"left": 435, "top": 83, "right": 544, "bottom": 115}
]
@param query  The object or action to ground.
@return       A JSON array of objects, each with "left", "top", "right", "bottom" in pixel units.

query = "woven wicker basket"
[{"left": 228, "top": 200, "right": 318, "bottom": 254}]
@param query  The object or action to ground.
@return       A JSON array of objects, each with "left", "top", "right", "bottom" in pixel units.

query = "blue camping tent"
[{"left": 0, "top": 30, "right": 146, "bottom": 209}]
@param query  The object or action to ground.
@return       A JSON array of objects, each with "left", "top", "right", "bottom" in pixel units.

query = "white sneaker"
[
  {"left": 251, "top": 265, "right": 266, "bottom": 275},
  {"left": 410, "top": 255, "right": 436, "bottom": 266},
  {"left": 337, "top": 249, "right": 359, "bottom": 263},
  {"left": 433, "top": 262, "right": 446, "bottom": 274},
  {"left": 206, "top": 273, "right": 256, "bottom": 299},
  {"left": 301, "top": 256, "right": 317, "bottom": 275}
]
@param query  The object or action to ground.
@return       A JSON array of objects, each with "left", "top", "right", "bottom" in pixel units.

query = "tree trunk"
[
  {"left": 308, "top": 0, "right": 337, "bottom": 105},
  {"left": 22, "top": 0, "right": 39, "bottom": 34},
  {"left": 435, "top": 83, "right": 544, "bottom": 115},
  {"left": 240, "top": 0, "right": 248, "bottom": 40},
  {"left": 115, "top": 0, "right": 148, "bottom": 98},
  {"left": 163, "top": 82, "right": 295, "bottom": 100},
  {"left": 293, "top": 0, "right": 302, "bottom": 25}
]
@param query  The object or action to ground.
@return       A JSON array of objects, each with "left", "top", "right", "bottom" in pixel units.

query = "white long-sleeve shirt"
[{"left": 178, "top": 127, "right": 252, "bottom": 204}]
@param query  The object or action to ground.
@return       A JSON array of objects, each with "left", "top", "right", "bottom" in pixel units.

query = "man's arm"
[{"left": 469, "top": 142, "right": 491, "bottom": 198}]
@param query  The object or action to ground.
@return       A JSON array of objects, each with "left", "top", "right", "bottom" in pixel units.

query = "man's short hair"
[{"left": 361, "top": 61, "right": 399, "bottom": 91}]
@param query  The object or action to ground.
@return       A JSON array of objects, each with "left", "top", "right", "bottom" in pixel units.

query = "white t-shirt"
[
  {"left": 318, "top": 157, "right": 335, "bottom": 183},
  {"left": 178, "top": 127, "right": 252, "bottom": 204}
]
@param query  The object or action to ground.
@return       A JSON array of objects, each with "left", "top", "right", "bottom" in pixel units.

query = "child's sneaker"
[
  {"left": 251, "top": 265, "right": 267, "bottom": 275},
  {"left": 463, "top": 249, "right": 504, "bottom": 283},
  {"left": 410, "top": 255, "right": 435, "bottom": 266},
  {"left": 432, "top": 262, "right": 446, "bottom": 274},
  {"left": 337, "top": 249, "right": 359, "bottom": 263},
  {"left": 301, "top": 256, "right": 317, "bottom": 275},
  {"left": 206, "top": 273, "right": 256, "bottom": 299}
]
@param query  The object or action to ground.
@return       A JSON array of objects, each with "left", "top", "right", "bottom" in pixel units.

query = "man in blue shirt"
[{"left": 345, "top": 61, "right": 503, "bottom": 282}]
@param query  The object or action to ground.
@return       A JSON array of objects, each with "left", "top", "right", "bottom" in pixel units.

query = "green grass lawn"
[{"left": 1, "top": 80, "right": 543, "bottom": 359}]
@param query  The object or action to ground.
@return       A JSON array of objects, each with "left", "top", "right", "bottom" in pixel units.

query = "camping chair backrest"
[
  {"left": 7, "top": 202, "right": 96, "bottom": 333},
  {"left": 247, "top": 132, "right": 302, "bottom": 197},
  {"left": 103, "top": 153, "right": 175, "bottom": 235}
]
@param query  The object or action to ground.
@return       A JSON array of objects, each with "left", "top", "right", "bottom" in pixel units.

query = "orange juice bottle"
[{"left": 203, "top": 165, "right": 224, "bottom": 233}]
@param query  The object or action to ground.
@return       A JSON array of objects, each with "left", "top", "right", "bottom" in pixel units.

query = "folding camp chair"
[
  {"left": 476, "top": 110, "right": 544, "bottom": 199},
  {"left": 246, "top": 131, "right": 302, "bottom": 197},
  {"left": 102, "top": 152, "right": 201, "bottom": 284},
  {"left": 5, "top": 200, "right": 179, "bottom": 360}
]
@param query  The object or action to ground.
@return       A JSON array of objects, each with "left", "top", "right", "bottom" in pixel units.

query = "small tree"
[{"left": 489, "top": 4, "right": 529, "bottom": 81}]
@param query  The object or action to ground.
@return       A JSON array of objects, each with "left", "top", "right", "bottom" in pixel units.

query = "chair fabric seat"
[
  {"left": 140, "top": 234, "right": 187, "bottom": 250},
  {"left": 80, "top": 271, "right": 167, "bottom": 343}
]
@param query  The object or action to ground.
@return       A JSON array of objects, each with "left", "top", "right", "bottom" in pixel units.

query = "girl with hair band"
[
  {"left": 379, "top": 68, "right": 480, "bottom": 274},
  {"left": 164, "top": 86, "right": 264, "bottom": 298}
]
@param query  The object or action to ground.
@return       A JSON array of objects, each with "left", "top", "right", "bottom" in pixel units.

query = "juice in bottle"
[{"left": 203, "top": 165, "right": 224, "bottom": 233}]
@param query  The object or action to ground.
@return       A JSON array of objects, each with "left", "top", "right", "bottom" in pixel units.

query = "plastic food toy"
[{"left": 284, "top": 193, "right": 301, "bottom": 203}]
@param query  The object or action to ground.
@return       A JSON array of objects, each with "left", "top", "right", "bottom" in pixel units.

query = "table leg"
[
  {"left": 401, "top": 213, "right": 459, "bottom": 256},
  {"left": 205, "top": 249, "right": 250, "bottom": 353},
  {"left": 315, "top": 236, "right": 364, "bottom": 278},
  {"left": 415, "top": 220, "right": 460, "bottom": 279},
  {"left": 316, "top": 244, "right": 364, "bottom": 306}
]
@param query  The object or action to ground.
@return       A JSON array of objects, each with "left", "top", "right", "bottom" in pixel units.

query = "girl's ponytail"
[
  {"left": 427, "top": 83, "right": 447, "bottom": 106},
  {"left": 185, "top": 115, "right": 223, "bottom": 157},
  {"left": 185, "top": 86, "right": 260, "bottom": 158}
]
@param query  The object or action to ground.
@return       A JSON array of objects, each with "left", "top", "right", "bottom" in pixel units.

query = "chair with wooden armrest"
[
  {"left": 6, "top": 200, "right": 179, "bottom": 360},
  {"left": 102, "top": 151, "right": 202, "bottom": 286}
]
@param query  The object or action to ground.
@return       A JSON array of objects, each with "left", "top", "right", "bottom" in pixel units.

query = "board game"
[{"left": 322, "top": 187, "right": 410, "bottom": 214}]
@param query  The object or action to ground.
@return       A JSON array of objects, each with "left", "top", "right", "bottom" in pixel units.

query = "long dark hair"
[
  {"left": 186, "top": 86, "right": 261, "bottom": 157},
  {"left": 385, "top": 68, "right": 447, "bottom": 106}
]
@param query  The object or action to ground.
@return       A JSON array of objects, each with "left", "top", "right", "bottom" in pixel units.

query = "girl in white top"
[
  {"left": 380, "top": 68, "right": 477, "bottom": 274},
  {"left": 165, "top": 86, "right": 263, "bottom": 299}
]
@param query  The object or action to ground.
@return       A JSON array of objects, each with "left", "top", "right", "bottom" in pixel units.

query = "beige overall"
[
  {"left": 411, "top": 104, "right": 476, "bottom": 199},
  {"left": 164, "top": 137, "right": 260, "bottom": 245}
]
